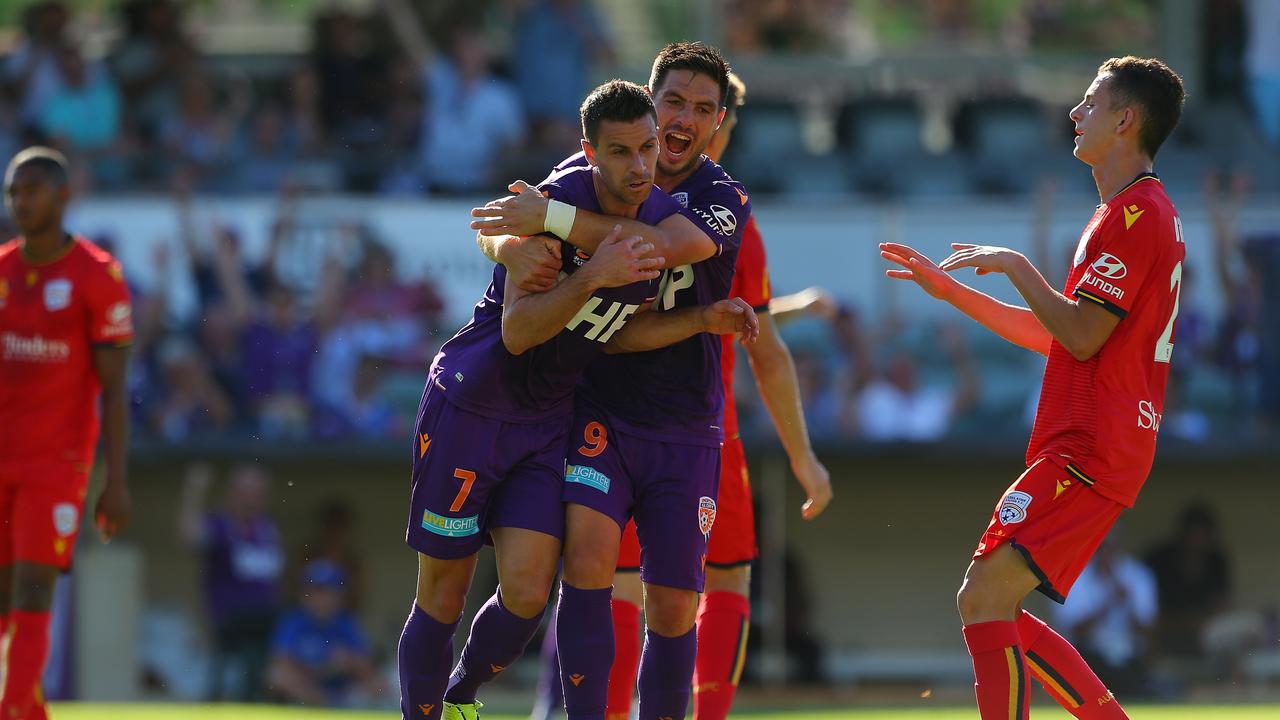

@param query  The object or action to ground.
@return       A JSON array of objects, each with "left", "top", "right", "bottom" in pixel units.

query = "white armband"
[{"left": 544, "top": 199, "right": 577, "bottom": 239}]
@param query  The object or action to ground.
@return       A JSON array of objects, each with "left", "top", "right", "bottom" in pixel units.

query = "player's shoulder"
[
  {"left": 72, "top": 236, "right": 127, "bottom": 282},
  {"left": 0, "top": 238, "right": 18, "bottom": 261},
  {"left": 688, "top": 157, "right": 749, "bottom": 198},
  {"left": 539, "top": 162, "right": 592, "bottom": 193},
  {"left": 554, "top": 151, "right": 590, "bottom": 173}
]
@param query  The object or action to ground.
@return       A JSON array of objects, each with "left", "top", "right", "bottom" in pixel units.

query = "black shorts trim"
[
  {"left": 1063, "top": 463, "right": 1096, "bottom": 486},
  {"left": 752, "top": 304, "right": 770, "bottom": 313},
  {"left": 706, "top": 558, "right": 754, "bottom": 571},
  {"left": 1008, "top": 539, "right": 1067, "bottom": 605},
  {"left": 616, "top": 565, "right": 641, "bottom": 574},
  {"left": 1073, "top": 289, "right": 1127, "bottom": 319}
]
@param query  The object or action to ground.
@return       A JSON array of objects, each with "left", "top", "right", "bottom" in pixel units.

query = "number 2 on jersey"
[{"left": 1154, "top": 216, "right": 1185, "bottom": 363}]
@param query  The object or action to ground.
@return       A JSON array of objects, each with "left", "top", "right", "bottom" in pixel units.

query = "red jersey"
[
  {"left": 1027, "top": 174, "right": 1184, "bottom": 507},
  {"left": 0, "top": 237, "right": 133, "bottom": 467},
  {"left": 720, "top": 216, "right": 772, "bottom": 439}
]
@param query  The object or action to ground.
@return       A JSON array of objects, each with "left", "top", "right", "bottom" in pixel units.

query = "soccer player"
[
  {"left": 475, "top": 42, "right": 753, "bottom": 720},
  {"left": 397, "top": 80, "right": 756, "bottom": 720},
  {"left": 605, "top": 71, "right": 834, "bottom": 720},
  {"left": 880, "top": 56, "right": 1186, "bottom": 719},
  {"left": 0, "top": 147, "right": 133, "bottom": 720}
]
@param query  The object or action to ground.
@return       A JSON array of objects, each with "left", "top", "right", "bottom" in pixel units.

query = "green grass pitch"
[{"left": 48, "top": 703, "right": 1280, "bottom": 719}]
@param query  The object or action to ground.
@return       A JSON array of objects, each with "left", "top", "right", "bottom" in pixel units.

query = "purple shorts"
[
  {"left": 563, "top": 399, "right": 721, "bottom": 592},
  {"left": 406, "top": 381, "right": 569, "bottom": 560}
]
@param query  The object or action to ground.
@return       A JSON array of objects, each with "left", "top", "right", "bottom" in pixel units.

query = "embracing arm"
[
  {"left": 502, "top": 228, "right": 661, "bottom": 354},
  {"left": 605, "top": 298, "right": 758, "bottom": 354},
  {"left": 472, "top": 181, "right": 717, "bottom": 266},
  {"left": 502, "top": 272, "right": 601, "bottom": 355}
]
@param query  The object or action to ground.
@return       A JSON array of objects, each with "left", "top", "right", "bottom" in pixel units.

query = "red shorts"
[
  {"left": 0, "top": 460, "right": 91, "bottom": 571},
  {"left": 973, "top": 456, "right": 1124, "bottom": 604},
  {"left": 617, "top": 435, "right": 757, "bottom": 572}
]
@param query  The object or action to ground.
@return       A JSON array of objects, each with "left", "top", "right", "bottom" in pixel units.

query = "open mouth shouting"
[{"left": 664, "top": 129, "right": 694, "bottom": 162}]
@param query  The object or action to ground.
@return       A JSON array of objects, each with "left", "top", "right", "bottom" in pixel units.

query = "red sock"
[
  {"left": 605, "top": 598, "right": 641, "bottom": 720},
  {"left": 1018, "top": 610, "right": 1129, "bottom": 719},
  {"left": 963, "top": 620, "right": 1029, "bottom": 720},
  {"left": 1, "top": 610, "right": 51, "bottom": 720},
  {"left": 693, "top": 591, "right": 750, "bottom": 720}
]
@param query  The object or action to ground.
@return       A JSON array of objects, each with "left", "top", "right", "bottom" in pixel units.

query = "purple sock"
[
  {"left": 637, "top": 627, "right": 696, "bottom": 720},
  {"left": 445, "top": 590, "right": 543, "bottom": 704},
  {"left": 531, "top": 602, "right": 563, "bottom": 720},
  {"left": 398, "top": 602, "right": 459, "bottom": 720},
  {"left": 556, "top": 582, "right": 613, "bottom": 720}
]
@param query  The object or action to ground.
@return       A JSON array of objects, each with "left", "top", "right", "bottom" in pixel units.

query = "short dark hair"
[
  {"left": 580, "top": 80, "right": 658, "bottom": 144},
  {"left": 724, "top": 72, "right": 746, "bottom": 120},
  {"left": 5, "top": 146, "right": 69, "bottom": 188},
  {"left": 1098, "top": 56, "right": 1186, "bottom": 159},
  {"left": 649, "top": 41, "right": 731, "bottom": 107}
]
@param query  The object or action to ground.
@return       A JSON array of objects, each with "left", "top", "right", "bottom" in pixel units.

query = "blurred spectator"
[
  {"left": 1056, "top": 530, "right": 1158, "bottom": 698},
  {"left": 267, "top": 560, "right": 384, "bottom": 707},
  {"left": 179, "top": 463, "right": 284, "bottom": 701},
  {"left": 1206, "top": 172, "right": 1267, "bottom": 423},
  {"left": 295, "top": 501, "right": 366, "bottom": 611},
  {"left": 1, "top": 1, "right": 71, "bottom": 124},
  {"left": 162, "top": 74, "right": 247, "bottom": 186},
  {"left": 513, "top": 0, "right": 614, "bottom": 141},
  {"left": 146, "top": 334, "right": 236, "bottom": 441},
  {"left": 109, "top": 0, "right": 198, "bottom": 140},
  {"left": 230, "top": 102, "right": 296, "bottom": 193},
  {"left": 36, "top": 45, "right": 121, "bottom": 153},
  {"left": 220, "top": 271, "right": 322, "bottom": 439},
  {"left": 311, "top": 10, "right": 388, "bottom": 146},
  {"left": 854, "top": 326, "right": 979, "bottom": 442},
  {"left": 1144, "top": 503, "right": 1232, "bottom": 658},
  {"left": 1243, "top": 0, "right": 1280, "bottom": 146},
  {"left": 418, "top": 25, "right": 526, "bottom": 193}
]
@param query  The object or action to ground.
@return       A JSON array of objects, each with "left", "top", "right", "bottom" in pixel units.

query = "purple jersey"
[
  {"left": 558, "top": 153, "right": 751, "bottom": 446},
  {"left": 426, "top": 165, "right": 680, "bottom": 423}
]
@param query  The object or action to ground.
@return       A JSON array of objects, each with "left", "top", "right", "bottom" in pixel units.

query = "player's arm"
[
  {"left": 480, "top": 231, "right": 562, "bottom": 293},
  {"left": 501, "top": 227, "right": 661, "bottom": 355},
  {"left": 605, "top": 298, "right": 759, "bottom": 354},
  {"left": 473, "top": 181, "right": 718, "bottom": 266},
  {"left": 938, "top": 243, "right": 1120, "bottom": 361},
  {"left": 744, "top": 312, "right": 833, "bottom": 519},
  {"left": 881, "top": 243, "right": 1053, "bottom": 356},
  {"left": 768, "top": 287, "right": 836, "bottom": 325},
  {"left": 92, "top": 344, "right": 132, "bottom": 540}
]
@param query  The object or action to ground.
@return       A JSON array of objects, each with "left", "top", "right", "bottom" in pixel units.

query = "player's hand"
[
  {"left": 700, "top": 298, "right": 760, "bottom": 344},
  {"left": 580, "top": 225, "right": 663, "bottom": 289},
  {"left": 792, "top": 452, "right": 833, "bottom": 520},
  {"left": 95, "top": 476, "right": 131, "bottom": 542},
  {"left": 880, "top": 242, "right": 956, "bottom": 300},
  {"left": 470, "top": 180, "right": 550, "bottom": 237},
  {"left": 498, "top": 235, "right": 562, "bottom": 292},
  {"left": 938, "top": 243, "right": 1022, "bottom": 276}
]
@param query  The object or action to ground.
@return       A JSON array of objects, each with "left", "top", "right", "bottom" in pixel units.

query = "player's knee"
[
  {"left": 499, "top": 576, "right": 552, "bottom": 620},
  {"left": 415, "top": 569, "right": 471, "bottom": 623},
  {"left": 562, "top": 543, "right": 615, "bottom": 589},
  {"left": 956, "top": 574, "right": 1013, "bottom": 624},
  {"left": 644, "top": 586, "right": 697, "bottom": 637}
]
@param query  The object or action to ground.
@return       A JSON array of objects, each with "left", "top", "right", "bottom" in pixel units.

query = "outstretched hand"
[
  {"left": 937, "top": 243, "right": 1022, "bottom": 276},
  {"left": 879, "top": 242, "right": 956, "bottom": 300},
  {"left": 471, "top": 180, "right": 550, "bottom": 237}
]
